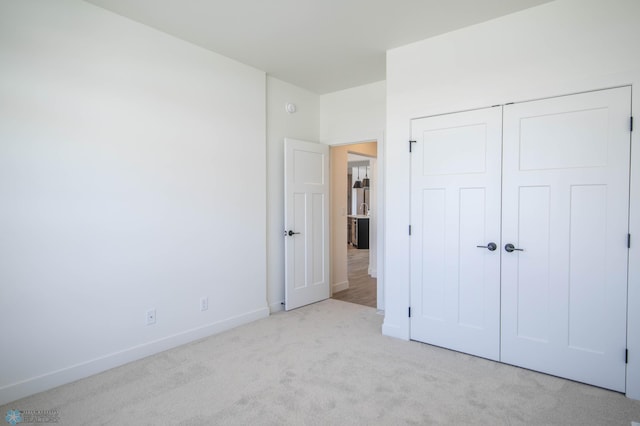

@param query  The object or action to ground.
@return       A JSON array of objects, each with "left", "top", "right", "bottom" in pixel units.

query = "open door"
[{"left": 284, "top": 138, "right": 330, "bottom": 310}]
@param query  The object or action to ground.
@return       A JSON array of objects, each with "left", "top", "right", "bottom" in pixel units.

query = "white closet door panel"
[
  {"left": 501, "top": 87, "right": 631, "bottom": 392},
  {"left": 515, "top": 185, "right": 552, "bottom": 343},
  {"left": 419, "top": 189, "right": 447, "bottom": 321},
  {"left": 410, "top": 107, "right": 502, "bottom": 361}
]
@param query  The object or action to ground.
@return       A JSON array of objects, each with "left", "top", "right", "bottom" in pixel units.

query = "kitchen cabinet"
[{"left": 348, "top": 216, "right": 369, "bottom": 249}]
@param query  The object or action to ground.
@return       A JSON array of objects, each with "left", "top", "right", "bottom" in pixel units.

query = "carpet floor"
[{"left": 2, "top": 299, "right": 640, "bottom": 425}]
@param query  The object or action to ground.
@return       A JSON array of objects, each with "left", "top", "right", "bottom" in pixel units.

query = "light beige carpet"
[{"left": 2, "top": 299, "right": 640, "bottom": 425}]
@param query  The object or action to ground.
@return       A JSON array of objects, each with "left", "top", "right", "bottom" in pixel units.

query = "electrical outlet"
[
  {"left": 200, "top": 297, "right": 209, "bottom": 312},
  {"left": 146, "top": 309, "right": 156, "bottom": 325}
]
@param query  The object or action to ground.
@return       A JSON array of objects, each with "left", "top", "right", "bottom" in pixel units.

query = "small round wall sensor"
[{"left": 285, "top": 103, "right": 297, "bottom": 114}]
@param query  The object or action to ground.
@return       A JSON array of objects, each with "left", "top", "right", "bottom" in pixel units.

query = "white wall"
[
  {"left": 0, "top": 0, "right": 268, "bottom": 404},
  {"left": 384, "top": 0, "right": 640, "bottom": 399},
  {"left": 320, "top": 81, "right": 386, "bottom": 145},
  {"left": 266, "top": 77, "right": 320, "bottom": 312}
]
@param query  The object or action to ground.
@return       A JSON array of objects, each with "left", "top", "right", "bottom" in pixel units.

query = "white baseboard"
[
  {"left": 0, "top": 306, "right": 269, "bottom": 406},
  {"left": 382, "top": 320, "right": 410, "bottom": 341},
  {"left": 269, "top": 301, "right": 285, "bottom": 313},
  {"left": 332, "top": 281, "right": 349, "bottom": 293}
]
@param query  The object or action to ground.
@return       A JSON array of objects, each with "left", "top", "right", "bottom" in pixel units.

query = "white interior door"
[
  {"left": 410, "top": 107, "right": 502, "bottom": 360},
  {"left": 501, "top": 87, "right": 631, "bottom": 392},
  {"left": 284, "top": 138, "right": 330, "bottom": 310}
]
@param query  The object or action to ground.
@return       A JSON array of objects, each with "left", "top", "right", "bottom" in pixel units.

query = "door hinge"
[
  {"left": 631, "top": 116, "right": 634, "bottom": 132},
  {"left": 409, "top": 225, "right": 412, "bottom": 235},
  {"left": 626, "top": 348, "right": 629, "bottom": 364},
  {"left": 409, "top": 140, "right": 416, "bottom": 152},
  {"left": 408, "top": 307, "right": 411, "bottom": 318},
  {"left": 628, "top": 233, "right": 631, "bottom": 249}
]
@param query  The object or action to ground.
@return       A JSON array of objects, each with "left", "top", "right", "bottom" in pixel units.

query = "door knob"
[
  {"left": 286, "top": 230, "right": 301, "bottom": 236},
  {"left": 476, "top": 242, "right": 497, "bottom": 251},
  {"left": 504, "top": 243, "right": 524, "bottom": 253}
]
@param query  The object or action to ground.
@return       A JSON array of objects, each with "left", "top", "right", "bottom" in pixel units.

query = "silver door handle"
[
  {"left": 476, "top": 242, "right": 497, "bottom": 251},
  {"left": 505, "top": 243, "right": 524, "bottom": 252}
]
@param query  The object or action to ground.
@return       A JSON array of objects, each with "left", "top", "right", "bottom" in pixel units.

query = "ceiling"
[
  {"left": 84, "top": 0, "right": 553, "bottom": 94},
  {"left": 348, "top": 153, "right": 372, "bottom": 171}
]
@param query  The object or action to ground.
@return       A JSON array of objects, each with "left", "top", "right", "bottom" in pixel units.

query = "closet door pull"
[
  {"left": 504, "top": 243, "right": 523, "bottom": 253},
  {"left": 476, "top": 242, "right": 497, "bottom": 251}
]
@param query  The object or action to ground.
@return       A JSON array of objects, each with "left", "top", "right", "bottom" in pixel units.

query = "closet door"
[
  {"left": 410, "top": 107, "right": 502, "bottom": 360},
  {"left": 501, "top": 87, "right": 631, "bottom": 392}
]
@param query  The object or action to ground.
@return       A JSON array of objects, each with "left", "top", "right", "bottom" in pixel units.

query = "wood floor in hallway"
[{"left": 332, "top": 245, "right": 376, "bottom": 308}]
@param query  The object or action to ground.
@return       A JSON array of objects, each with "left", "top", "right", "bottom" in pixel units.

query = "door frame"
[{"left": 327, "top": 134, "right": 385, "bottom": 311}]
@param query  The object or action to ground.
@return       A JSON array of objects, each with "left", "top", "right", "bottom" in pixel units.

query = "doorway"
[{"left": 329, "top": 143, "right": 378, "bottom": 308}]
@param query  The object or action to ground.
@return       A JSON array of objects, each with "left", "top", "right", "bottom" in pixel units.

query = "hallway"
[{"left": 332, "top": 246, "right": 376, "bottom": 308}]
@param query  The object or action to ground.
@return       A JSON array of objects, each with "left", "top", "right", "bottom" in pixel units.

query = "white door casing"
[
  {"left": 284, "top": 138, "right": 330, "bottom": 310},
  {"left": 500, "top": 87, "right": 631, "bottom": 392},
  {"left": 410, "top": 107, "right": 503, "bottom": 361}
]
